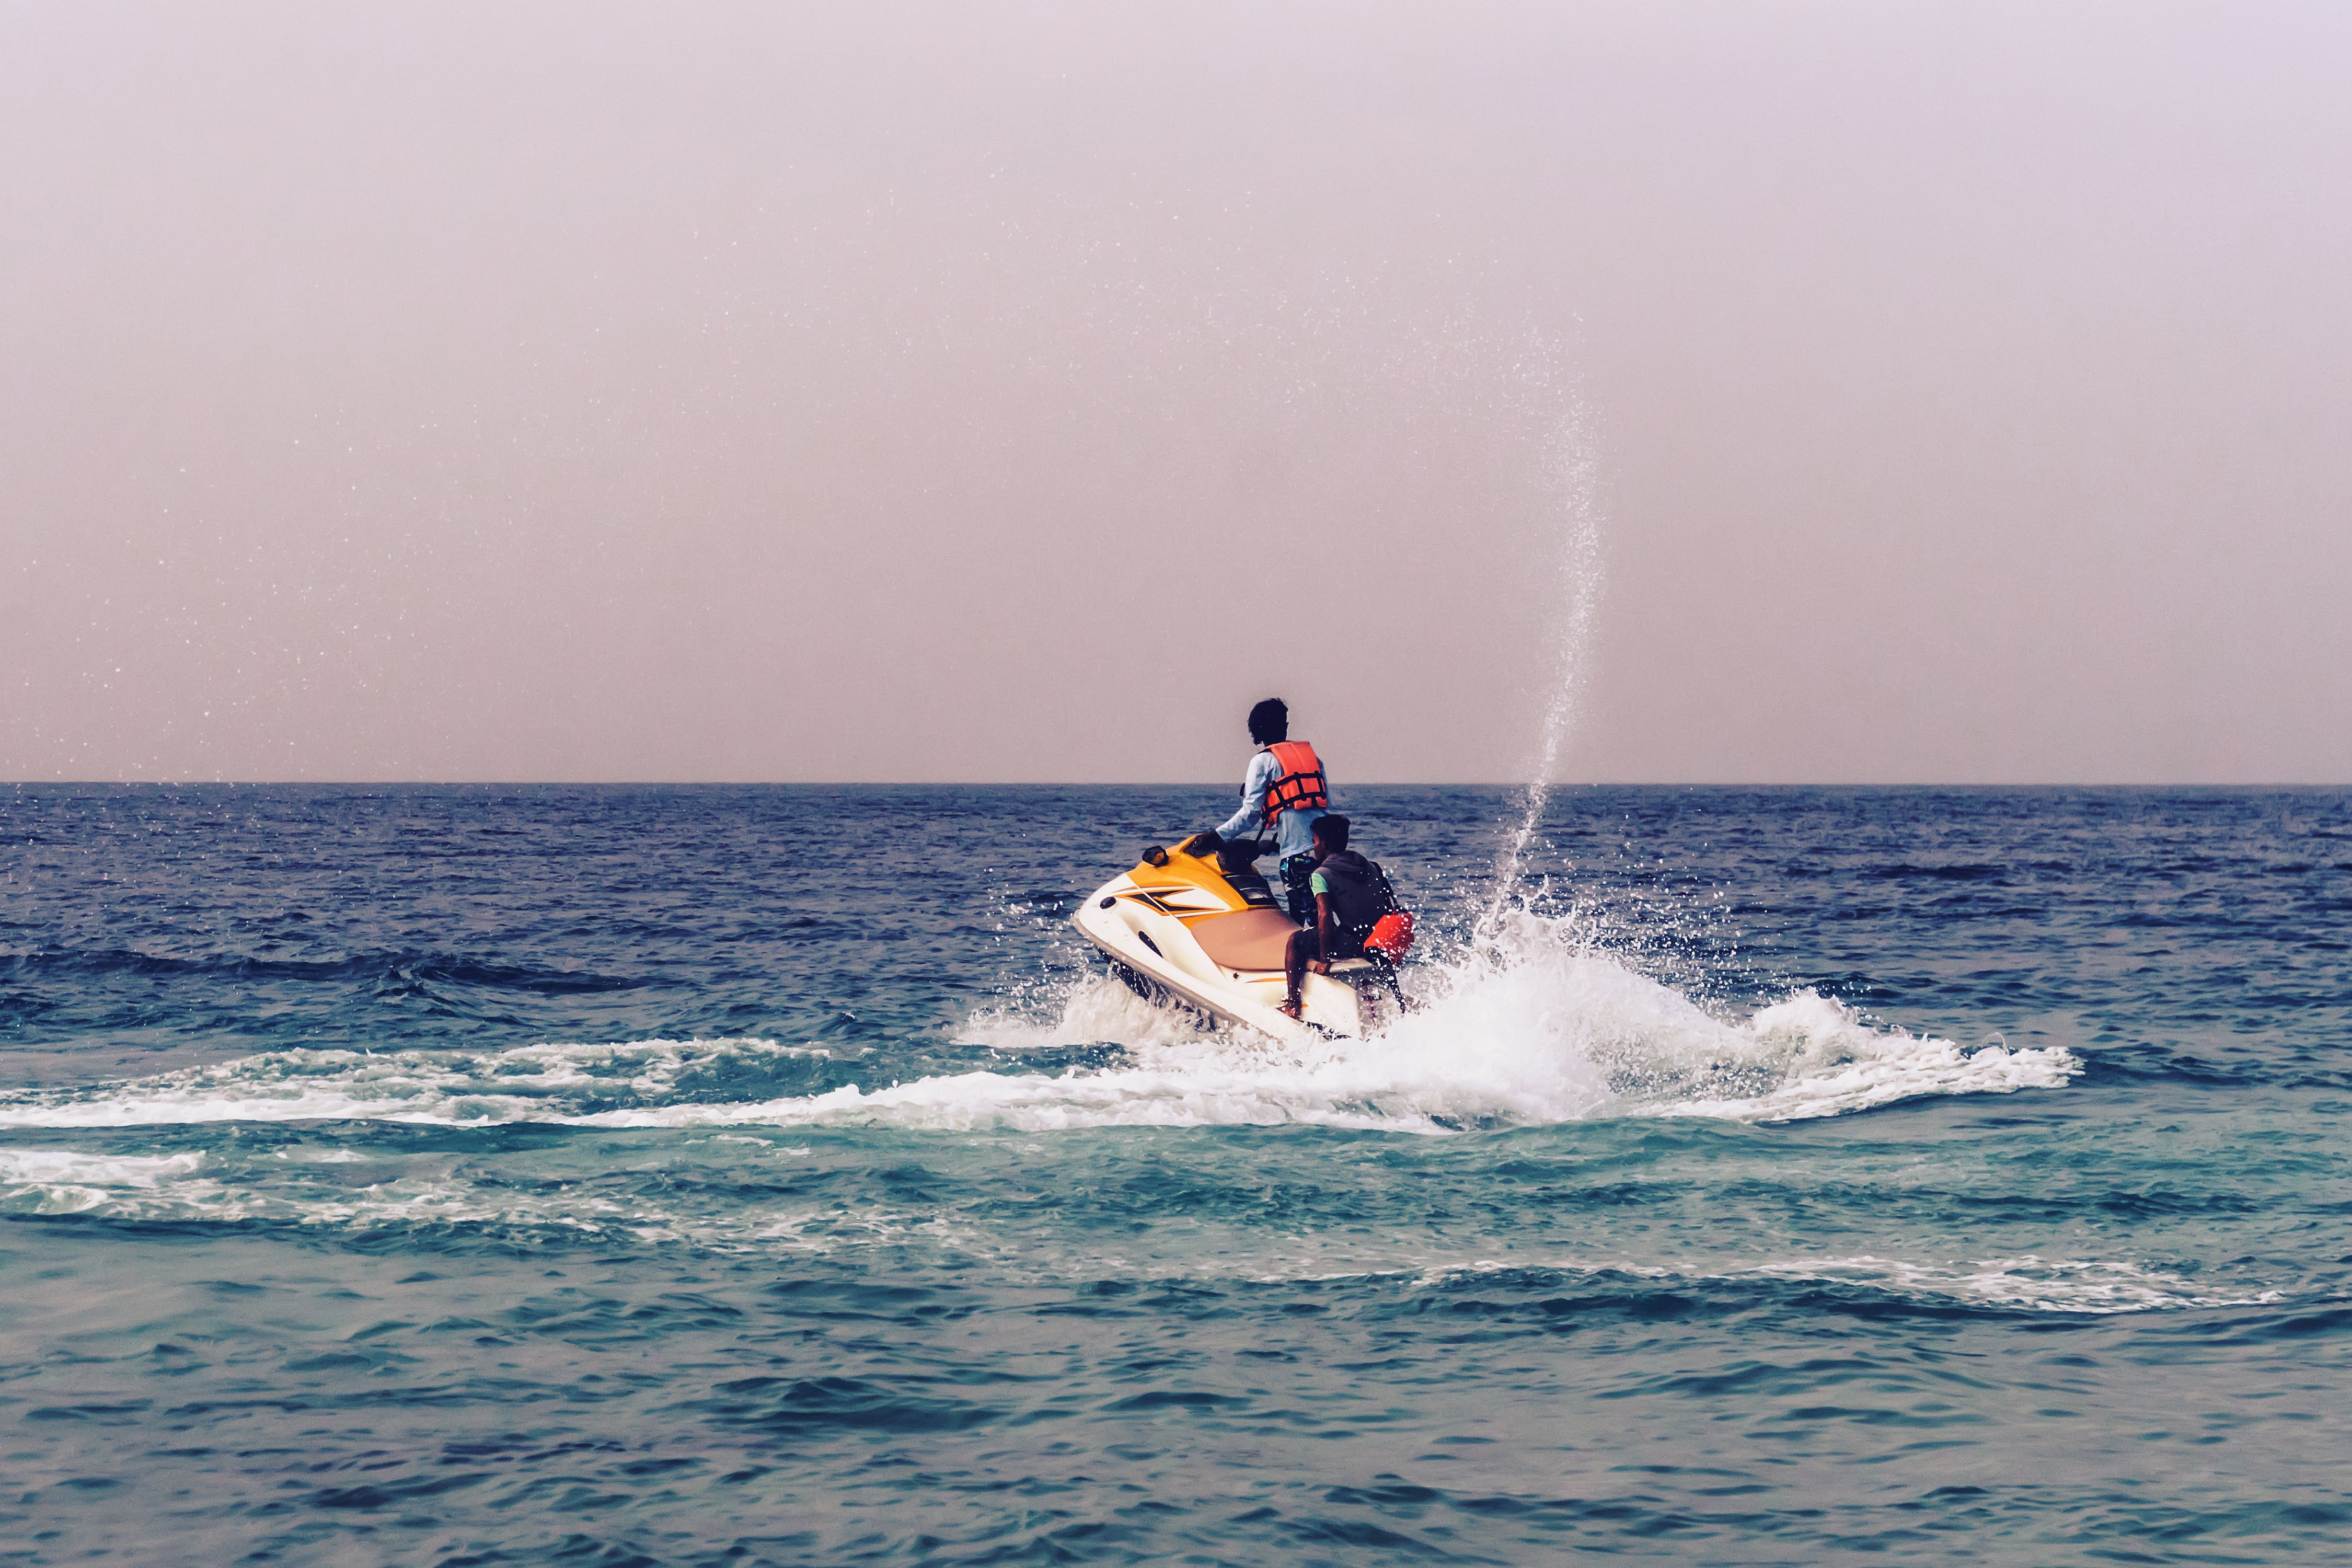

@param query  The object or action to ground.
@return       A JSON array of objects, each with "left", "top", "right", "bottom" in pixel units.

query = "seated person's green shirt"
[{"left": 1306, "top": 851, "right": 1391, "bottom": 942}]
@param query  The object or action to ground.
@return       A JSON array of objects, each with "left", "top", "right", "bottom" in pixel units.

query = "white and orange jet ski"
[{"left": 1070, "top": 833, "right": 1399, "bottom": 1040}]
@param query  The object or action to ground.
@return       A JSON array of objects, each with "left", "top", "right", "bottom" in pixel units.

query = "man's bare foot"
[{"left": 1277, "top": 996, "right": 1303, "bottom": 1019}]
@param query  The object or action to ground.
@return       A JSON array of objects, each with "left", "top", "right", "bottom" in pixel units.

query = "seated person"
[{"left": 1281, "top": 815, "right": 1400, "bottom": 1019}]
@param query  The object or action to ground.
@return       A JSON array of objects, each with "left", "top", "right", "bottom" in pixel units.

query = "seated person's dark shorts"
[{"left": 1313, "top": 930, "right": 1369, "bottom": 962}]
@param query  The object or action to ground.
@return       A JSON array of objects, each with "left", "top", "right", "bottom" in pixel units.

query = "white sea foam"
[
  {"left": 0, "top": 1138, "right": 963, "bottom": 1253},
  {"left": 1400, "top": 1253, "right": 2285, "bottom": 1316},
  {"left": 902, "top": 908, "right": 2080, "bottom": 1134},
  {"left": 0, "top": 1037, "right": 827, "bottom": 1130},
  {"left": 600, "top": 960, "right": 2072, "bottom": 1134},
  {"left": 0, "top": 1148, "right": 206, "bottom": 1214},
  {"left": 960, "top": 979, "right": 1217, "bottom": 1053},
  {"left": 0, "top": 915, "right": 2077, "bottom": 1134},
  {"left": 1735, "top": 1254, "right": 2288, "bottom": 1314},
  {"left": 0, "top": 1144, "right": 2273, "bottom": 1317}
]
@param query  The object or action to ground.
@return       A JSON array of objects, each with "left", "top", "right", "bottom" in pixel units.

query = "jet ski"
[{"left": 1070, "top": 832, "right": 1399, "bottom": 1040}]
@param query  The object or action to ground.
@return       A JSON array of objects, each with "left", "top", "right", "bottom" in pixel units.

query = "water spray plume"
[{"left": 1478, "top": 393, "right": 1605, "bottom": 948}]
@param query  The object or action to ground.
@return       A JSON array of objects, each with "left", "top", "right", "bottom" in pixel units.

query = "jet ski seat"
[{"left": 1189, "top": 908, "right": 1299, "bottom": 973}]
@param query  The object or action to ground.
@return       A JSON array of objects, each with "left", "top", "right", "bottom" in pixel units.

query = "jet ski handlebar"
[{"left": 1139, "top": 831, "right": 1272, "bottom": 873}]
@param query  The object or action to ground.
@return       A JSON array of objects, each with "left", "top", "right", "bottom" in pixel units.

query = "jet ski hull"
[{"left": 1070, "top": 837, "right": 1392, "bottom": 1041}]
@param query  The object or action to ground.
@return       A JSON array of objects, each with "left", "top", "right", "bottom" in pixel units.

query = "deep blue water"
[{"left": 3, "top": 783, "right": 2350, "bottom": 1565}]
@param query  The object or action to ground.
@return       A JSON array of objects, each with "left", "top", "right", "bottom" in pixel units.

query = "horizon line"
[{"left": 6, "top": 779, "right": 2348, "bottom": 791}]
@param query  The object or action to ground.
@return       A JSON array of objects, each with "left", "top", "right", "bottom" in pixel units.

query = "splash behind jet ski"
[{"left": 1070, "top": 832, "right": 1398, "bottom": 1040}]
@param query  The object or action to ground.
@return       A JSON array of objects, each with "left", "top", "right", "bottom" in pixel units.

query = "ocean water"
[{"left": 3, "top": 783, "right": 2348, "bottom": 1565}]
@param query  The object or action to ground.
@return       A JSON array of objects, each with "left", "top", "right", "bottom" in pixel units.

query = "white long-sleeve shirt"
[{"left": 1216, "top": 747, "right": 1329, "bottom": 860}]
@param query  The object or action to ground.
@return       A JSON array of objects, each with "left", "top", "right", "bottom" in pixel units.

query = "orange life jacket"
[{"left": 1261, "top": 740, "right": 1329, "bottom": 825}]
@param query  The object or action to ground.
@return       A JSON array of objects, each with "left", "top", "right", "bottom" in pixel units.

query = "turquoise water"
[{"left": 3, "top": 785, "right": 2348, "bottom": 1563}]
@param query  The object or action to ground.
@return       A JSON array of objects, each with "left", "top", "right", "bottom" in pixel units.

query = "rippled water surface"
[{"left": 3, "top": 783, "right": 2349, "bottom": 1564}]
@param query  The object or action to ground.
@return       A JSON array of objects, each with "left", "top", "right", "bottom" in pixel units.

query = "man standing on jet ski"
[{"left": 1215, "top": 697, "right": 1329, "bottom": 926}]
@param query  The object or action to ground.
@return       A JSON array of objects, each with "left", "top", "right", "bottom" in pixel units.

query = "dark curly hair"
[{"left": 1247, "top": 698, "right": 1288, "bottom": 745}]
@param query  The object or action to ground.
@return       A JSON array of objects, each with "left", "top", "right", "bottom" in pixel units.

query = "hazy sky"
[{"left": 5, "top": 2, "right": 2347, "bottom": 783}]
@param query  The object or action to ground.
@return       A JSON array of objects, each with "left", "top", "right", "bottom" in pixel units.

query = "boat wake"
[
  {"left": 0, "top": 913, "right": 2076, "bottom": 1134},
  {"left": 952, "top": 906, "right": 2077, "bottom": 1131}
]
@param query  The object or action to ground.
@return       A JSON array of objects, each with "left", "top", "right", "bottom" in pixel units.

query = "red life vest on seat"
[
  {"left": 1365, "top": 910, "right": 1415, "bottom": 963},
  {"left": 1261, "top": 741, "right": 1329, "bottom": 826}
]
